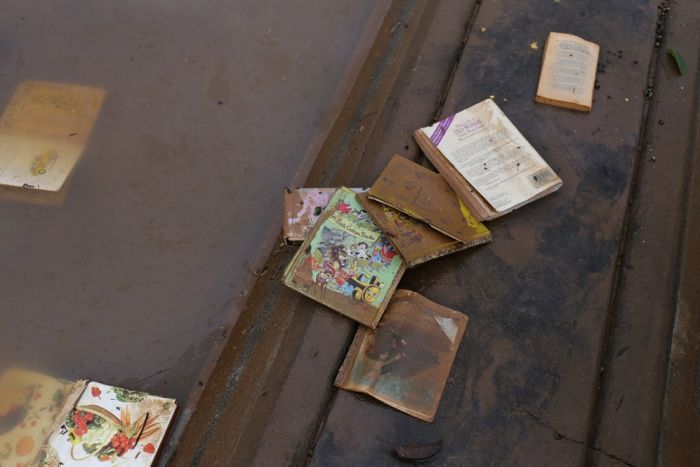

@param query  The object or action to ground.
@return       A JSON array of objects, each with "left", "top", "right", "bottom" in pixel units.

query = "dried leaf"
[
  {"left": 393, "top": 440, "right": 443, "bottom": 461},
  {"left": 667, "top": 48, "right": 688, "bottom": 76}
]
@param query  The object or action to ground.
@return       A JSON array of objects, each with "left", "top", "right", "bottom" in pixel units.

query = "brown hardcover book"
[
  {"left": 413, "top": 99, "right": 563, "bottom": 221},
  {"left": 368, "top": 155, "right": 486, "bottom": 244},
  {"left": 356, "top": 192, "right": 491, "bottom": 267},
  {"left": 535, "top": 32, "right": 600, "bottom": 112},
  {"left": 335, "top": 290, "right": 468, "bottom": 422},
  {"left": 283, "top": 187, "right": 406, "bottom": 328},
  {"left": 283, "top": 187, "right": 367, "bottom": 243}
]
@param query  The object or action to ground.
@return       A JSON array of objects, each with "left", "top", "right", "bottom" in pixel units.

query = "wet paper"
[
  {"left": 536, "top": 32, "right": 599, "bottom": 112},
  {"left": 283, "top": 187, "right": 367, "bottom": 243},
  {"left": 335, "top": 290, "right": 468, "bottom": 422},
  {"left": 414, "top": 99, "right": 563, "bottom": 221},
  {"left": 356, "top": 192, "right": 491, "bottom": 267},
  {"left": 0, "top": 81, "right": 105, "bottom": 191},
  {"left": 0, "top": 368, "right": 78, "bottom": 466},
  {"left": 283, "top": 187, "right": 405, "bottom": 328},
  {"left": 369, "top": 154, "right": 486, "bottom": 243},
  {"left": 42, "top": 381, "right": 176, "bottom": 466}
]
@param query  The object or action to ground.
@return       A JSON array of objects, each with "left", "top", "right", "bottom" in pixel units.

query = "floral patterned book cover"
[
  {"left": 283, "top": 187, "right": 406, "bottom": 328},
  {"left": 40, "top": 382, "right": 176, "bottom": 466}
]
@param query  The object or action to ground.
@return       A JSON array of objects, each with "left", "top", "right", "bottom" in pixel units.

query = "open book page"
[
  {"left": 0, "top": 368, "right": 77, "bottom": 466},
  {"left": 536, "top": 32, "right": 599, "bottom": 111},
  {"left": 0, "top": 81, "right": 105, "bottom": 191},
  {"left": 420, "top": 99, "right": 562, "bottom": 213}
]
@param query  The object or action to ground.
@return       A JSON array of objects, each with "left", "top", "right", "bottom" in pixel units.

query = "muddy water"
[{"left": 0, "top": 0, "right": 377, "bottom": 436}]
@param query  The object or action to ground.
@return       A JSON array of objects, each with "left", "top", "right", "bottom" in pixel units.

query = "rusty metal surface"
[
  {"left": 168, "top": 1, "right": 476, "bottom": 464},
  {"left": 167, "top": 0, "right": 700, "bottom": 465},
  {"left": 0, "top": 0, "right": 386, "bottom": 460},
  {"left": 311, "top": 0, "right": 661, "bottom": 465}
]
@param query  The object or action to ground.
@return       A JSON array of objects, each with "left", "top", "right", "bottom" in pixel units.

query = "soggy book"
[
  {"left": 368, "top": 155, "right": 489, "bottom": 244},
  {"left": 0, "top": 368, "right": 176, "bottom": 466},
  {"left": 283, "top": 187, "right": 405, "bottom": 328},
  {"left": 536, "top": 32, "right": 600, "bottom": 112},
  {"left": 414, "top": 99, "right": 563, "bottom": 221},
  {"left": 42, "top": 382, "right": 176, "bottom": 466},
  {"left": 335, "top": 290, "right": 468, "bottom": 422},
  {"left": 283, "top": 187, "right": 367, "bottom": 243},
  {"left": 0, "top": 81, "right": 105, "bottom": 192}
]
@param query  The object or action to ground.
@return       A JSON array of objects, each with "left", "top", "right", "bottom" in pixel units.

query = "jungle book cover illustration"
[
  {"left": 356, "top": 192, "right": 491, "bottom": 267},
  {"left": 283, "top": 187, "right": 406, "bottom": 328},
  {"left": 335, "top": 290, "right": 468, "bottom": 422},
  {"left": 41, "top": 382, "right": 176, "bottom": 466}
]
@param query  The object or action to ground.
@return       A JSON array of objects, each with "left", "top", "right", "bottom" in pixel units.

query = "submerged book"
[
  {"left": 0, "top": 368, "right": 176, "bottom": 467},
  {"left": 0, "top": 81, "right": 106, "bottom": 192},
  {"left": 414, "top": 99, "right": 563, "bottom": 221},
  {"left": 41, "top": 382, "right": 176, "bottom": 466},
  {"left": 335, "top": 290, "right": 468, "bottom": 422},
  {"left": 283, "top": 187, "right": 406, "bottom": 328}
]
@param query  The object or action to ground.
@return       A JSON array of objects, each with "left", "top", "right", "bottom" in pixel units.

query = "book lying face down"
[
  {"left": 414, "top": 99, "right": 563, "bottom": 221},
  {"left": 0, "top": 368, "right": 176, "bottom": 466},
  {"left": 356, "top": 191, "right": 490, "bottom": 267},
  {"left": 283, "top": 187, "right": 406, "bottom": 328},
  {"left": 335, "top": 290, "right": 468, "bottom": 422}
]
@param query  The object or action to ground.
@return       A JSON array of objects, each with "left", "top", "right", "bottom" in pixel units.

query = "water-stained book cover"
[
  {"left": 335, "top": 290, "right": 468, "bottom": 421},
  {"left": 41, "top": 382, "right": 176, "bottom": 466},
  {"left": 369, "top": 155, "right": 488, "bottom": 243},
  {"left": 356, "top": 192, "right": 490, "bottom": 267},
  {"left": 283, "top": 187, "right": 406, "bottom": 328}
]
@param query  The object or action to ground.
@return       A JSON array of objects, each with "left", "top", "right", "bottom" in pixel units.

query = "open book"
[
  {"left": 413, "top": 99, "right": 563, "bottom": 221},
  {"left": 535, "top": 32, "right": 600, "bottom": 112},
  {"left": 0, "top": 368, "right": 176, "bottom": 466}
]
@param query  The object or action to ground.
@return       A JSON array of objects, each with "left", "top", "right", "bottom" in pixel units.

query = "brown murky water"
[{"left": 0, "top": 0, "right": 378, "bottom": 447}]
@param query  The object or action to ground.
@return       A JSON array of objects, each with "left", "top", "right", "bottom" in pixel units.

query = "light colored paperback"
[
  {"left": 535, "top": 32, "right": 600, "bottom": 112},
  {"left": 413, "top": 99, "right": 563, "bottom": 221},
  {"left": 0, "top": 81, "right": 105, "bottom": 192}
]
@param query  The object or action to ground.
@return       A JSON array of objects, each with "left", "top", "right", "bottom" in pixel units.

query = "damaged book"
[
  {"left": 283, "top": 187, "right": 405, "bottom": 328},
  {"left": 335, "top": 290, "right": 468, "bottom": 422},
  {"left": 0, "top": 368, "right": 176, "bottom": 466},
  {"left": 368, "top": 154, "right": 491, "bottom": 246},
  {"left": 413, "top": 98, "right": 563, "bottom": 221}
]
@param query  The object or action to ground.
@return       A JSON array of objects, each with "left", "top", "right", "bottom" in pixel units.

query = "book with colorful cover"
[
  {"left": 283, "top": 187, "right": 406, "bottom": 328},
  {"left": 40, "top": 382, "right": 176, "bottom": 466}
]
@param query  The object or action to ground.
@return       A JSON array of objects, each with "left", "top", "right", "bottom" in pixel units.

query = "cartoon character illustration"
[
  {"left": 347, "top": 275, "right": 384, "bottom": 304},
  {"left": 355, "top": 242, "right": 370, "bottom": 260}
]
